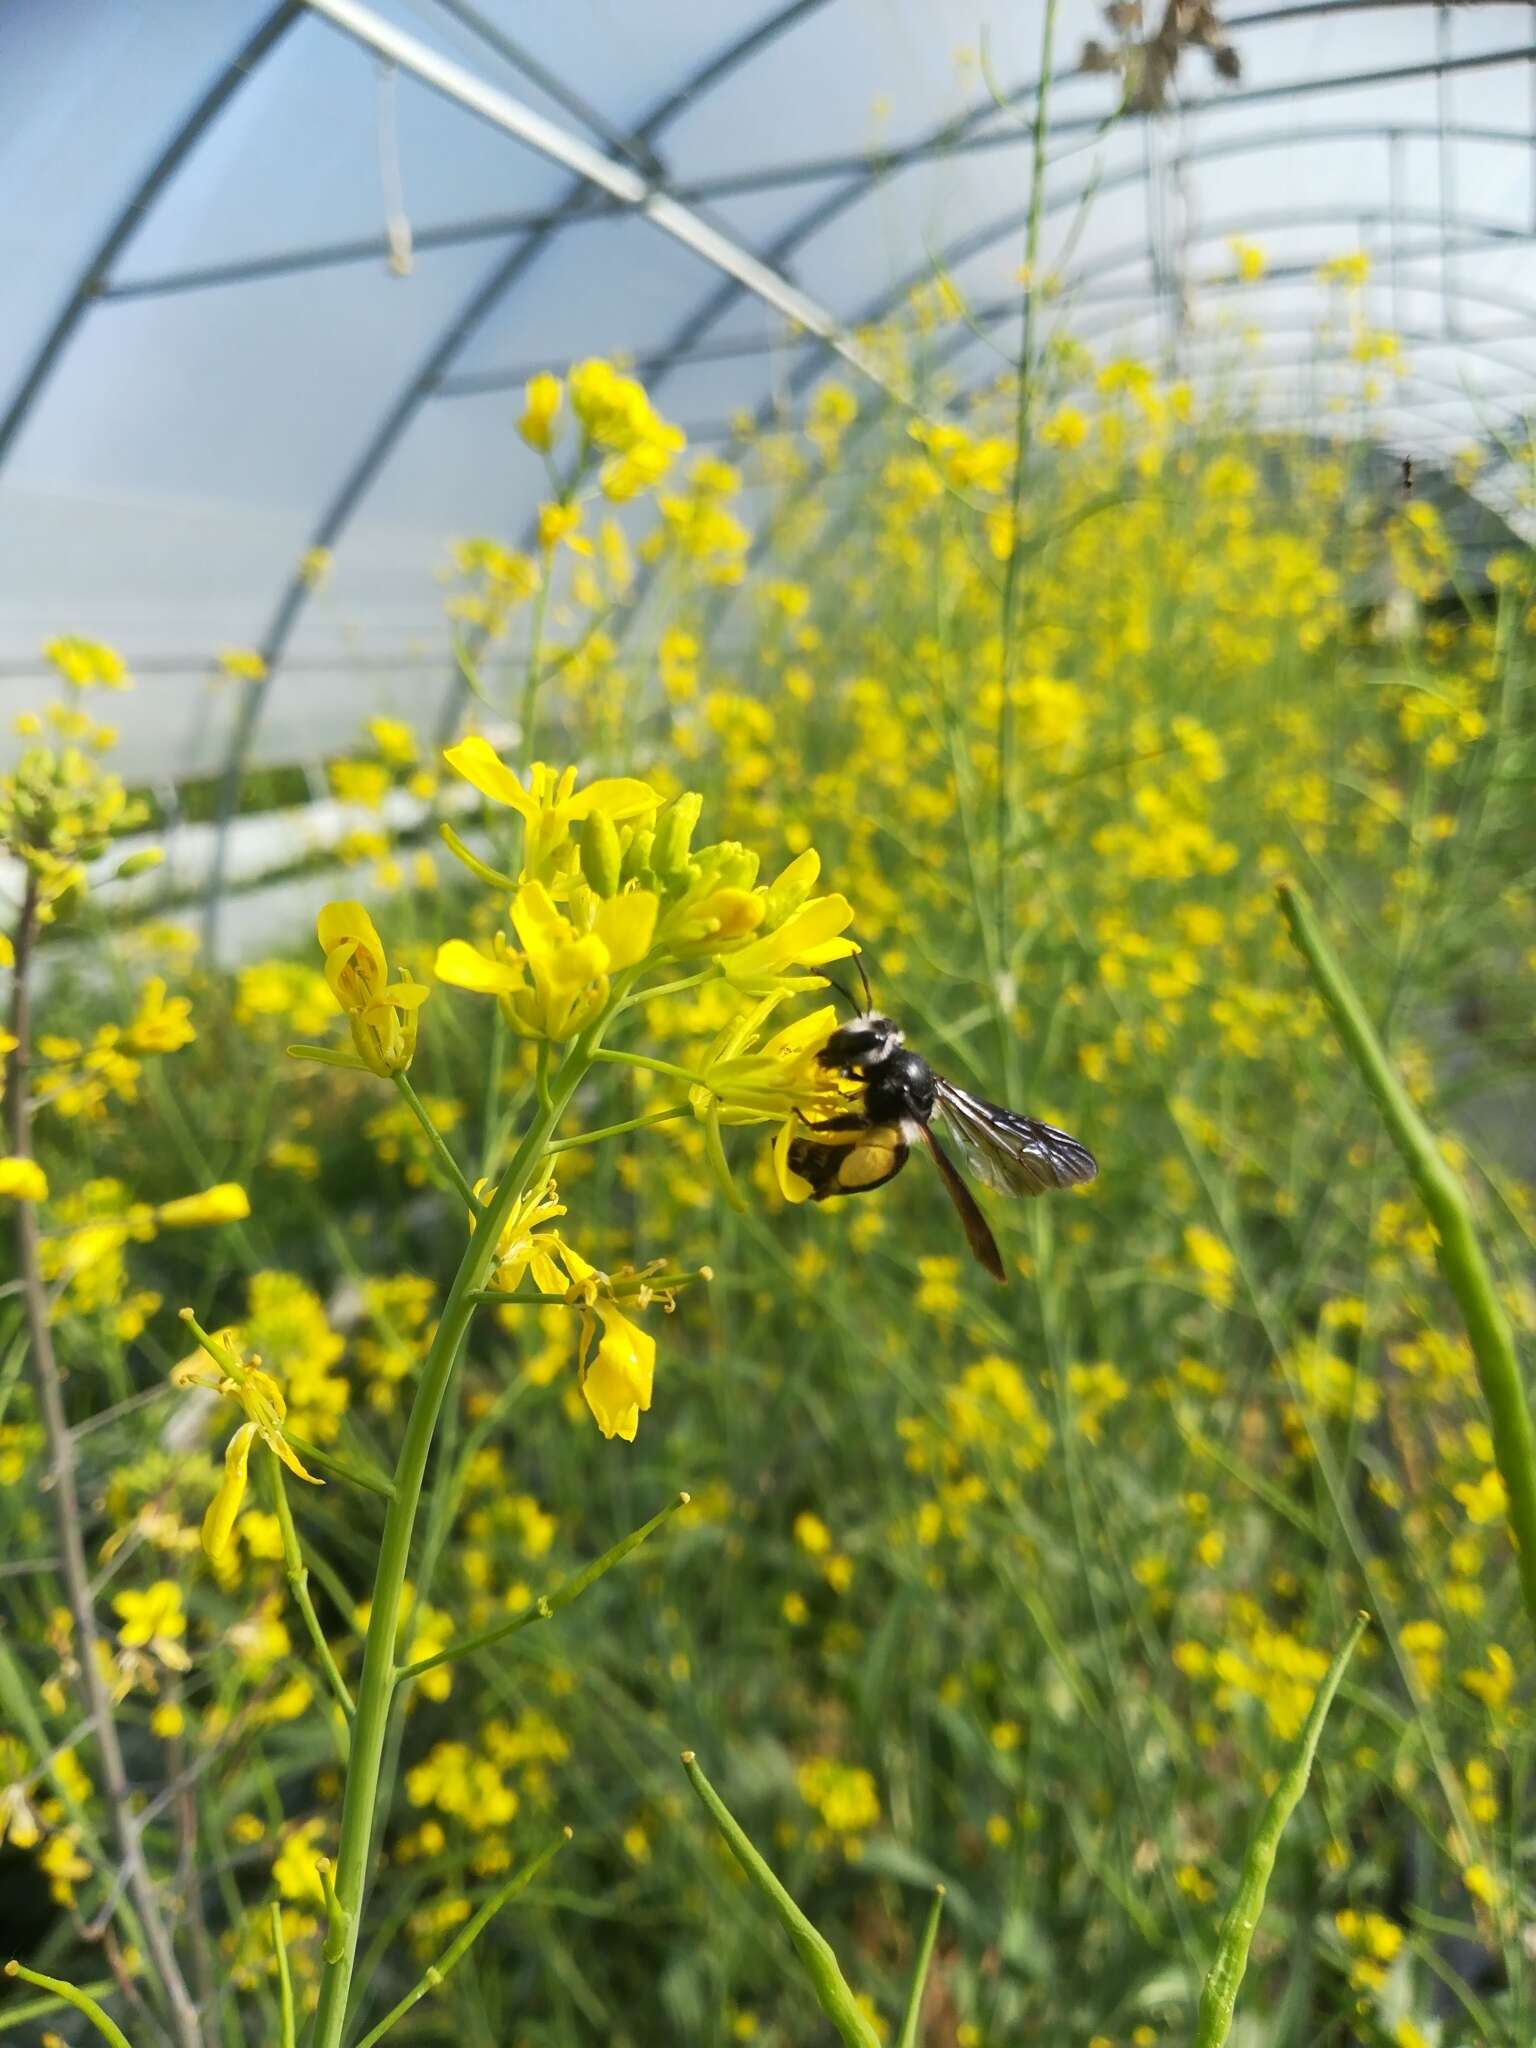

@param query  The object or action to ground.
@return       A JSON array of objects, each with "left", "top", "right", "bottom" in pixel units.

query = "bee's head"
[{"left": 818, "top": 1012, "right": 902, "bottom": 1072}]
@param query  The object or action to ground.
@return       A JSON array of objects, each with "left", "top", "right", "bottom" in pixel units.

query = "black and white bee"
[{"left": 786, "top": 992, "right": 1097, "bottom": 1284}]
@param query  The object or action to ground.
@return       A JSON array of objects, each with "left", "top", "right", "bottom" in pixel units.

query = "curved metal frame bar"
[
  {"left": 435, "top": 6, "right": 1536, "bottom": 733},
  {"left": 200, "top": 0, "right": 839, "bottom": 947}
]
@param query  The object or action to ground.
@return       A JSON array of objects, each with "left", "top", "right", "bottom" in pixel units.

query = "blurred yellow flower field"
[{"left": 2, "top": 302, "right": 1534, "bottom": 2048}]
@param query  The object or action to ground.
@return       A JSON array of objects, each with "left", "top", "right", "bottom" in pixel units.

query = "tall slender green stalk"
[
  {"left": 1278, "top": 878, "right": 1536, "bottom": 1649},
  {"left": 306, "top": 989, "right": 630, "bottom": 2048},
  {"left": 994, "top": 0, "right": 1061, "bottom": 996},
  {"left": 1194, "top": 1613, "right": 1367, "bottom": 2048}
]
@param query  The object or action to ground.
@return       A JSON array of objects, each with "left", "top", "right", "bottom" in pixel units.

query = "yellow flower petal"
[
  {"left": 157, "top": 1183, "right": 251, "bottom": 1228},
  {"left": 592, "top": 889, "right": 658, "bottom": 971},
  {"left": 203, "top": 1422, "right": 257, "bottom": 1561},
  {"left": 582, "top": 1311, "right": 655, "bottom": 1442},
  {"left": 442, "top": 735, "right": 533, "bottom": 815},
  {"left": 433, "top": 939, "right": 523, "bottom": 995},
  {"left": 773, "top": 1118, "right": 816, "bottom": 1204},
  {"left": 563, "top": 778, "right": 661, "bottom": 823}
]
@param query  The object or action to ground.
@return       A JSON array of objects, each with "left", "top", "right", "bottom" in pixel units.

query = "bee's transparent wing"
[
  {"left": 919, "top": 1125, "right": 1006, "bottom": 1282},
  {"left": 931, "top": 1078, "right": 1098, "bottom": 1198}
]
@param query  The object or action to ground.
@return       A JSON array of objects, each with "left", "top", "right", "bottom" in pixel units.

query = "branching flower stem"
[
  {"left": 392, "top": 1072, "right": 482, "bottom": 1214},
  {"left": 266, "top": 1449, "right": 356, "bottom": 1726},
  {"left": 306, "top": 976, "right": 638, "bottom": 2048},
  {"left": 5, "top": 875, "right": 202, "bottom": 2048},
  {"left": 394, "top": 1492, "right": 688, "bottom": 1686},
  {"left": 547, "top": 1105, "right": 691, "bottom": 1152}
]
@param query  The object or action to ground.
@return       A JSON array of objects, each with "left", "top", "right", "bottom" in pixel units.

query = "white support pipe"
[{"left": 302, "top": 0, "right": 897, "bottom": 395}]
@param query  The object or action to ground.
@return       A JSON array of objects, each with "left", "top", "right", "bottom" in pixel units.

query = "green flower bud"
[
  {"left": 650, "top": 792, "right": 704, "bottom": 885},
  {"left": 698, "top": 841, "right": 759, "bottom": 893},
  {"left": 620, "top": 826, "right": 655, "bottom": 886},
  {"left": 114, "top": 847, "right": 166, "bottom": 881},
  {"left": 579, "top": 810, "right": 623, "bottom": 897}
]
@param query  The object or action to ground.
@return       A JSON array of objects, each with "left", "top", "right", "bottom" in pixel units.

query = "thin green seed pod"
[
  {"left": 3, "top": 1962, "right": 135, "bottom": 2048},
  {"left": 1278, "top": 878, "right": 1536, "bottom": 1647},
  {"left": 896, "top": 1887, "right": 946, "bottom": 2048},
  {"left": 270, "top": 1901, "right": 296, "bottom": 2048},
  {"left": 352, "top": 1829, "right": 571, "bottom": 2048},
  {"left": 680, "top": 1752, "right": 881, "bottom": 2048},
  {"left": 1194, "top": 1612, "right": 1368, "bottom": 2048}
]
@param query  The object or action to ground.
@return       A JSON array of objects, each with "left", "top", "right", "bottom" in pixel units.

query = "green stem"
[
  {"left": 518, "top": 568, "right": 556, "bottom": 772},
  {"left": 591, "top": 1046, "right": 704, "bottom": 1089},
  {"left": 437, "top": 822, "right": 517, "bottom": 893},
  {"left": 267, "top": 1449, "right": 356, "bottom": 1726},
  {"left": 547, "top": 1105, "right": 691, "bottom": 1152},
  {"left": 305, "top": 994, "right": 629, "bottom": 2048},
  {"left": 351, "top": 1829, "right": 570, "bottom": 2048},
  {"left": 625, "top": 969, "right": 717, "bottom": 1005},
  {"left": 270, "top": 1901, "right": 296, "bottom": 2048},
  {"left": 283, "top": 1434, "right": 395, "bottom": 1501},
  {"left": 2, "top": 1963, "right": 133, "bottom": 2048},
  {"left": 393, "top": 1073, "right": 481, "bottom": 1214},
  {"left": 1278, "top": 878, "right": 1536, "bottom": 1649},
  {"left": 396, "top": 1492, "right": 688, "bottom": 1685},
  {"left": 896, "top": 1888, "right": 946, "bottom": 2048},
  {"left": 680, "top": 1752, "right": 880, "bottom": 2048},
  {"left": 1194, "top": 1612, "right": 1367, "bottom": 2048},
  {"left": 994, "top": 0, "right": 1061, "bottom": 1001}
]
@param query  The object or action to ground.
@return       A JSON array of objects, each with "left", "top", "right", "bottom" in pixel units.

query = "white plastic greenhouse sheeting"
[{"left": 1, "top": 0, "right": 1533, "bottom": 786}]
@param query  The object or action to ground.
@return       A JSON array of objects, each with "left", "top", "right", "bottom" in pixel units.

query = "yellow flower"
[
  {"left": 483, "top": 1175, "right": 573, "bottom": 1295},
  {"left": 171, "top": 1314, "right": 321, "bottom": 1560},
  {"left": 694, "top": 996, "right": 843, "bottom": 1126},
  {"left": 0, "top": 1157, "right": 48, "bottom": 1202},
  {"left": 436, "top": 879, "right": 657, "bottom": 1041},
  {"left": 217, "top": 647, "right": 267, "bottom": 680},
  {"left": 549, "top": 1245, "right": 659, "bottom": 1442},
  {"left": 717, "top": 889, "right": 858, "bottom": 989},
  {"left": 519, "top": 370, "right": 563, "bottom": 451},
  {"left": 113, "top": 1580, "right": 192, "bottom": 1671},
  {"left": 156, "top": 1183, "right": 251, "bottom": 1229},
  {"left": 537, "top": 499, "right": 584, "bottom": 553},
  {"left": 43, "top": 635, "right": 130, "bottom": 690},
  {"left": 441, "top": 741, "right": 658, "bottom": 877},
  {"left": 578, "top": 1303, "right": 656, "bottom": 1442},
  {"left": 126, "top": 976, "right": 195, "bottom": 1054},
  {"left": 151, "top": 1699, "right": 186, "bottom": 1739},
  {"left": 313, "top": 900, "right": 428, "bottom": 1076},
  {"left": 1462, "top": 1861, "right": 1503, "bottom": 1908},
  {"left": 1461, "top": 1643, "right": 1513, "bottom": 1709}
]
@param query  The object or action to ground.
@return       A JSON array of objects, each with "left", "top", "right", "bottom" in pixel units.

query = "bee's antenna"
[
  {"left": 822, "top": 973, "right": 860, "bottom": 1016},
  {"left": 853, "top": 950, "right": 874, "bottom": 1015}
]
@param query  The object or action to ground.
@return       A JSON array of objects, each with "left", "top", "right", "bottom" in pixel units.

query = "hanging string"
[{"left": 376, "top": 59, "right": 414, "bottom": 277}]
